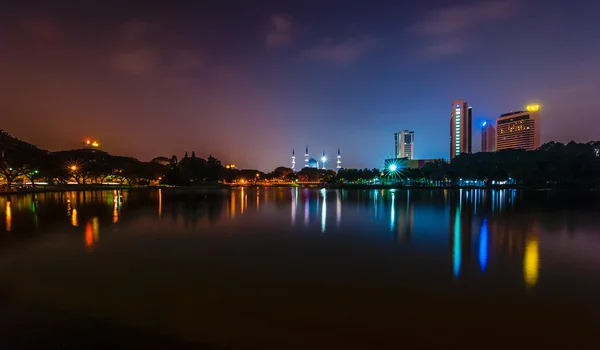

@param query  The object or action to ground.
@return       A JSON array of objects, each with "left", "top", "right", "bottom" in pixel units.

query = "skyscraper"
[
  {"left": 481, "top": 122, "right": 496, "bottom": 152},
  {"left": 394, "top": 130, "right": 415, "bottom": 159},
  {"left": 450, "top": 100, "right": 472, "bottom": 159},
  {"left": 496, "top": 105, "right": 541, "bottom": 151},
  {"left": 336, "top": 148, "right": 341, "bottom": 171}
]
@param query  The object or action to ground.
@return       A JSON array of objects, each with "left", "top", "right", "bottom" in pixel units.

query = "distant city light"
[
  {"left": 389, "top": 164, "right": 397, "bottom": 172},
  {"left": 321, "top": 156, "right": 327, "bottom": 163},
  {"left": 70, "top": 165, "right": 78, "bottom": 171},
  {"left": 85, "top": 139, "right": 99, "bottom": 147},
  {"left": 526, "top": 104, "right": 541, "bottom": 112},
  {"left": 482, "top": 121, "right": 487, "bottom": 127}
]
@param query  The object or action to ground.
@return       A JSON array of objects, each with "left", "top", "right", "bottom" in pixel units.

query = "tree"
[
  {"left": 151, "top": 156, "right": 171, "bottom": 166},
  {"left": 269, "top": 167, "right": 294, "bottom": 180},
  {"left": 0, "top": 130, "right": 42, "bottom": 190}
]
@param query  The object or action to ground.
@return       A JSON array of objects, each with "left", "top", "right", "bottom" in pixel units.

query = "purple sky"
[{"left": 1, "top": 0, "right": 599, "bottom": 171}]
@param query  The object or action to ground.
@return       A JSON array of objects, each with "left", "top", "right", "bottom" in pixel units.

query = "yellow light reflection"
[
  {"left": 5, "top": 201, "right": 12, "bottom": 232},
  {"left": 240, "top": 187, "right": 245, "bottom": 214},
  {"left": 524, "top": 236, "right": 539, "bottom": 288},
  {"left": 113, "top": 193, "right": 119, "bottom": 223},
  {"left": 230, "top": 191, "right": 236, "bottom": 219},
  {"left": 71, "top": 208, "right": 79, "bottom": 227},
  {"left": 158, "top": 188, "right": 162, "bottom": 218},
  {"left": 92, "top": 217, "right": 99, "bottom": 243}
]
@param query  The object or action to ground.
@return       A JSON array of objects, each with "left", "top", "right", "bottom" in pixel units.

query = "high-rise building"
[
  {"left": 450, "top": 100, "right": 472, "bottom": 159},
  {"left": 336, "top": 148, "right": 341, "bottom": 171},
  {"left": 394, "top": 130, "right": 415, "bottom": 159},
  {"left": 496, "top": 105, "right": 541, "bottom": 151},
  {"left": 481, "top": 122, "right": 496, "bottom": 152},
  {"left": 291, "top": 149, "right": 296, "bottom": 170}
]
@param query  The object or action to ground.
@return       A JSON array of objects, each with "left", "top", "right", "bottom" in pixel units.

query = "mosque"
[{"left": 291, "top": 146, "right": 341, "bottom": 171}]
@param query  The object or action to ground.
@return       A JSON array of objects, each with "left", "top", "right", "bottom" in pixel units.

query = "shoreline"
[
  {"left": 0, "top": 184, "right": 231, "bottom": 195},
  {"left": 2, "top": 183, "right": 598, "bottom": 195}
]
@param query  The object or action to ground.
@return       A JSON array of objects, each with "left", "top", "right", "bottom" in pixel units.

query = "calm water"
[{"left": 1, "top": 188, "right": 600, "bottom": 349}]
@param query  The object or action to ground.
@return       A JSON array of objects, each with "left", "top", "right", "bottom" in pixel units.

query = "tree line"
[
  {"left": 2, "top": 129, "right": 600, "bottom": 190},
  {"left": 419, "top": 141, "right": 600, "bottom": 187}
]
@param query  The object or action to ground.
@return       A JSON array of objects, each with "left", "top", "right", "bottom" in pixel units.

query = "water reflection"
[
  {"left": 2, "top": 188, "right": 600, "bottom": 291},
  {"left": 113, "top": 190, "right": 121, "bottom": 223},
  {"left": 291, "top": 188, "right": 297, "bottom": 225},
  {"left": 452, "top": 204, "right": 461, "bottom": 279},
  {"left": 71, "top": 209, "right": 79, "bottom": 227},
  {"left": 336, "top": 190, "right": 341, "bottom": 227},
  {"left": 390, "top": 192, "right": 395, "bottom": 232},
  {"left": 5, "top": 201, "right": 11, "bottom": 231},
  {"left": 524, "top": 235, "right": 540, "bottom": 287},
  {"left": 321, "top": 189, "right": 327, "bottom": 233},
  {"left": 479, "top": 218, "right": 489, "bottom": 272},
  {"left": 157, "top": 189, "right": 162, "bottom": 218},
  {"left": 304, "top": 193, "right": 309, "bottom": 226}
]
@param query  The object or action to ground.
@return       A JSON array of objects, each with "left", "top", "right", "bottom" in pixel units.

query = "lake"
[{"left": 1, "top": 188, "right": 600, "bottom": 349}]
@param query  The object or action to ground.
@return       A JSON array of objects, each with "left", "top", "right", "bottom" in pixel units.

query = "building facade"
[
  {"left": 496, "top": 105, "right": 541, "bottom": 151},
  {"left": 481, "top": 122, "right": 496, "bottom": 152},
  {"left": 450, "top": 100, "right": 472, "bottom": 159},
  {"left": 394, "top": 130, "right": 415, "bottom": 160}
]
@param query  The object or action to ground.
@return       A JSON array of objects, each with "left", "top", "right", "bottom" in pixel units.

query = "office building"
[
  {"left": 450, "top": 100, "right": 472, "bottom": 159},
  {"left": 394, "top": 130, "right": 415, "bottom": 160},
  {"left": 496, "top": 105, "right": 541, "bottom": 151},
  {"left": 481, "top": 122, "right": 496, "bottom": 152}
]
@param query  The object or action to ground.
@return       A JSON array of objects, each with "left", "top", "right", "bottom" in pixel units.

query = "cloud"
[
  {"left": 304, "top": 35, "right": 381, "bottom": 64},
  {"left": 119, "top": 19, "right": 150, "bottom": 46},
  {"left": 113, "top": 49, "right": 159, "bottom": 75},
  {"left": 266, "top": 14, "right": 292, "bottom": 48},
  {"left": 414, "top": 0, "right": 518, "bottom": 56},
  {"left": 422, "top": 37, "right": 469, "bottom": 56},
  {"left": 111, "top": 19, "right": 208, "bottom": 79},
  {"left": 21, "top": 18, "right": 62, "bottom": 41}
]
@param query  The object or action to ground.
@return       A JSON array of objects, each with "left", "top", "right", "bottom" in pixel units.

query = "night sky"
[{"left": 1, "top": 0, "right": 599, "bottom": 171}]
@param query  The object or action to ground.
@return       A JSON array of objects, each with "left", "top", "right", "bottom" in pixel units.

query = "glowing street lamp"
[
  {"left": 70, "top": 165, "right": 78, "bottom": 171},
  {"left": 389, "top": 164, "right": 398, "bottom": 172}
]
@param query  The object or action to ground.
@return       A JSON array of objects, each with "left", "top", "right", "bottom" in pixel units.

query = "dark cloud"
[
  {"left": 304, "top": 35, "right": 381, "bottom": 64},
  {"left": 266, "top": 14, "right": 293, "bottom": 48},
  {"left": 21, "top": 17, "right": 62, "bottom": 41},
  {"left": 413, "top": 0, "right": 518, "bottom": 56}
]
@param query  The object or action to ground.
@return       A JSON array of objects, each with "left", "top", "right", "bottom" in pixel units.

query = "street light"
[
  {"left": 70, "top": 165, "right": 78, "bottom": 171},
  {"left": 389, "top": 164, "right": 397, "bottom": 172}
]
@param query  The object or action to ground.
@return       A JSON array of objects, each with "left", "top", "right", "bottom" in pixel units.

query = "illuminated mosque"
[{"left": 291, "top": 146, "right": 341, "bottom": 171}]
